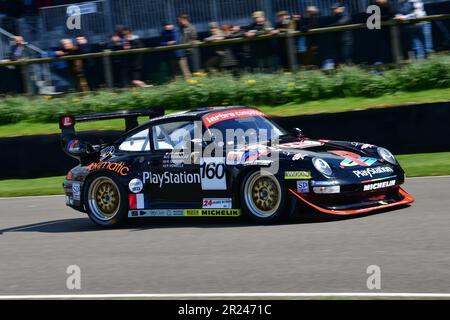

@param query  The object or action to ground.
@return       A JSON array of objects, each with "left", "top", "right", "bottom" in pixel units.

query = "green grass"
[
  {"left": 0, "top": 88, "right": 449, "bottom": 138},
  {"left": 0, "top": 152, "right": 448, "bottom": 198},
  {"left": 397, "top": 152, "right": 450, "bottom": 177},
  {"left": 256, "top": 88, "right": 450, "bottom": 116},
  {"left": 0, "top": 176, "right": 65, "bottom": 197}
]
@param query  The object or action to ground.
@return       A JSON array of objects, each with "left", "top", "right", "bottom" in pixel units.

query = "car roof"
[
  {"left": 146, "top": 105, "right": 259, "bottom": 123},
  {"left": 114, "top": 106, "right": 261, "bottom": 143}
]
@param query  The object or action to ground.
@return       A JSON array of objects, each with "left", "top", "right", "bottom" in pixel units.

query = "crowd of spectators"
[{"left": 1, "top": 0, "right": 448, "bottom": 93}]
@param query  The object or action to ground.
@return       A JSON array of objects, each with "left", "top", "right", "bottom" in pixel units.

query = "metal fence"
[
  {"left": 1, "top": 13, "right": 448, "bottom": 95},
  {"left": 34, "top": 0, "right": 449, "bottom": 49},
  {"left": 39, "top": 0, "right": 109, "bottom": 47}
]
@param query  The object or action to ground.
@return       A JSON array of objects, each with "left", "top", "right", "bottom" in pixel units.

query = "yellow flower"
[
  {"left": 246, "top": 79, "right": 257, "bottom": 85},
  {"left": 188, "top": 79, "right": 199, "bottom": 85},
  {"left": 288, "top": 82, "right": 295, "bottom": 88},
  {"left": 193, "top": 72, "right": 208, "bottom": 77}
]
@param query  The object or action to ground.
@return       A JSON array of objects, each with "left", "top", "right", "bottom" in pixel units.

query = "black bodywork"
[{"left": 61, "top": 106, "right": 413, "bottom": 218}]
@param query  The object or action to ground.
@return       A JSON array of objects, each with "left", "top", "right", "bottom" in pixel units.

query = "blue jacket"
[{"left": 160, "top": 28, "right": 185, "bottom": 58}]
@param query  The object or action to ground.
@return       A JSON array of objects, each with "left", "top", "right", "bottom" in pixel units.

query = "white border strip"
[{"left": 1, "top": 293, "right": 450, "bottom": 299}]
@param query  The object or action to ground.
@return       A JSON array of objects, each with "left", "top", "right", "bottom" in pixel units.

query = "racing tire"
[
  {"left": 83, "top": 173, "right": 128, "bottom": 227},
  {"left": 240, "top": 170, "right": 288, "bottom": 223}
]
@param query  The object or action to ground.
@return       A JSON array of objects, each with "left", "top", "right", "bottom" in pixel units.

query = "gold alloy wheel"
[
  {"left": 244, "top": 172, "right": 282, "bottom": 218},
  {"left": 88, "top": 177, "right": 121, "bottom": 221}
]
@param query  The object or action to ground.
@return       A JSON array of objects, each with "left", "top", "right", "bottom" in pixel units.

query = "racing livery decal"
[
  {"left": 278, "top": 140, "right": 324, "bottom": 149},
  {"left": 329, "top": 150, "right": 377, "bottom": 167},
  {"left": 203, "top": 108, "right": 265, "bottom": 128},
  {"left": 129, "top": 178, "right": 143, "bottom": 193},
  {"left": 284, "top": 171, "right": 312, "bottom": 180},
  {"left": 353, "top": 166, "right": 394, "bottom": 178},
  {"left": 200, "top": 157, "right": 227, "bottom": 190},
  {"left": 185, "top": 209, "right": 241, "bottom": 217},
  {"left": 87, "top": 161, "right": 130, "bottom": 176},
  {"left": 363, "top": 180, "right": 396, "bottom": 191},
  {"left": 202, "top": 198, "right": 232, "bottom": 209},
  {"left": 128, "top": 209, "right": 241, "bottom": 218}
]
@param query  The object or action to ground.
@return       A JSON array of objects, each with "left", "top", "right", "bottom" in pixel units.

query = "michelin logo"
[{"left": 364, "top": 180, "right": 396, "bottom": 191}]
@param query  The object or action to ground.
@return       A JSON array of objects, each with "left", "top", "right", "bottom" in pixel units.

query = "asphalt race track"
[{"left": 1, "top": 176, "right": 449, "bottom": 297}]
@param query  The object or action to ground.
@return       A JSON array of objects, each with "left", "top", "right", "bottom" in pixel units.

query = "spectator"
[
  {"left": 110, "top": 26, "right": 148, "bottom": 87},
  {"left": 411, "top": 0, "right": 434, "bottom": 55},
  {"left": 275, "top": 10, "right": 300, "bottom": 70},
  {"left": 122, "top": 28, "right": 148, "bottom": 87},
  {"left": 56, "top": 38, "right": 89, "bottom": 92},
  {"left": 75, "top": 35, "right": 99, "bottom": 90},
  {"left": 394, "top": 0, "right": 426, "bottom": 60},
  {"left": 160, "top": 21, "right": 191, "bottom": 80},
  {"left": 244, "top": 11, "right": 278, "bottom": 71},
  {"left": 177, "top": 13, "right": 197, "bottom": 76},
  {"left": 111, "top": 25, "right": 127, "bottom": 86},
  {"left": 298, "top": 6, "right": 320, "bottom": 66},
  {"left": 368, "top": 0, "right": 394, "bottom": 64},
  {"left": 204, "top": 22, "right": 237, "bottom": 72},
  {"left": 9, "top": 36, "right": 27, "bottom": 61},
  {"left": 331, "top": 2, "right": 354, "bottom": 65},
  {"left": 275, "top": 10, "right": 298, "bottom": 32}
]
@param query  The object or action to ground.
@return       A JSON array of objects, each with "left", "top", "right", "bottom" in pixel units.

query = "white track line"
[{"left": 1, "top": 293, "right": 450, "bottom": 299}]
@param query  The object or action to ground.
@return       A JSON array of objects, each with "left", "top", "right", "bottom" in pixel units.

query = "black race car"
[{"left": 60, "top": 106, "right": 414, "bottom": 227}]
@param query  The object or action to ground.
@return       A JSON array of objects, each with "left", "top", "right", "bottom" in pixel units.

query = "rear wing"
[
  {"left": 59, "top": 108, "right": 164, "bottom": 163},
  {"left": 59, "top": 107, "right": 165, "bottom": 135}
]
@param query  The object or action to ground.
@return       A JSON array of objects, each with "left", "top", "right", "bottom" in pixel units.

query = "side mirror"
[{"left": 292, "top": 127, "right": 304, "bottom": 138}]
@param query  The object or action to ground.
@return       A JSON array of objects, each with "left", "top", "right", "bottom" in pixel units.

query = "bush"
[{"left": 0, "top": 55, "right": 449, "bottom": 125}]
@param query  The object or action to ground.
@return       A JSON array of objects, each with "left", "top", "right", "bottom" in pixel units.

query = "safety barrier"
[{"left": 0, "top": 101, "right": 449, "bottom": 179}]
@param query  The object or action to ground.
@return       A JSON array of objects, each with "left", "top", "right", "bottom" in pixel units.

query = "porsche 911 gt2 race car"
[{"left": 60, "top": 106, "right": 414, "bottom": 227}]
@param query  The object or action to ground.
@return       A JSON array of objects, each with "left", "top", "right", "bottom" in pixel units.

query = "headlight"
[
  {"left": 313, "top": 186, "right": 340, "bottom": 194},
  {"left": 377, "top": 147, "right": 396, "bottom": 164},
  {"left": 313, "top": 158, "right": 333, "bottom": 177}
]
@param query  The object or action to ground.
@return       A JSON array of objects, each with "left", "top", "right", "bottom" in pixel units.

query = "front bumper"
[{"left": 289, "top": 187, "right": 414, "bottom": 215}]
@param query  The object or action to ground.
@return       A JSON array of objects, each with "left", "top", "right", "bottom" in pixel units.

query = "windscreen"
[{"left": 203, "top": 109, "right": 287, "bottom": 146}]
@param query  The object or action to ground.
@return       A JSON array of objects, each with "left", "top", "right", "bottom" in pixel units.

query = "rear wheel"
[
  {"left": 241, "top": 170, "right": 287, "bottom": 223},
  {"left": 84, "top": 174, "right": 128, "bottom": 227}
]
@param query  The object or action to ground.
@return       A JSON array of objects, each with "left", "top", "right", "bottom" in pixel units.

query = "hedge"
[{"left": 0, "top": 55, "right": 449, "bottom": 125}]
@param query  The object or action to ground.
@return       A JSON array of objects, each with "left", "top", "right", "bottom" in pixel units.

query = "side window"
[
  {"left": 153, "top": 121, "right": 194, "bottom": 151},
  {"left": 119, "top": 129, "right": 150, "bottom": 152}
]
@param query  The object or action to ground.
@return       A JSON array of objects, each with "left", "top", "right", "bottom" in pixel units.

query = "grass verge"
[
  {"left": 0, "top": 152, "right": 448, "bottom": 198},
  {"left": 0, "top": 88, "right": 449, "bottom": 138},
  {"left": 0, "top": 176, "right": 65, "bottom": 197}
]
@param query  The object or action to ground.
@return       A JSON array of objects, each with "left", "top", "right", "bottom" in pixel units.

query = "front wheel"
[
  {"left": 241, "top": 170, "right": 288, "bottom": 223},
  {"left": 84, "top": 174, "right": 128, "bottom": 227}
]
